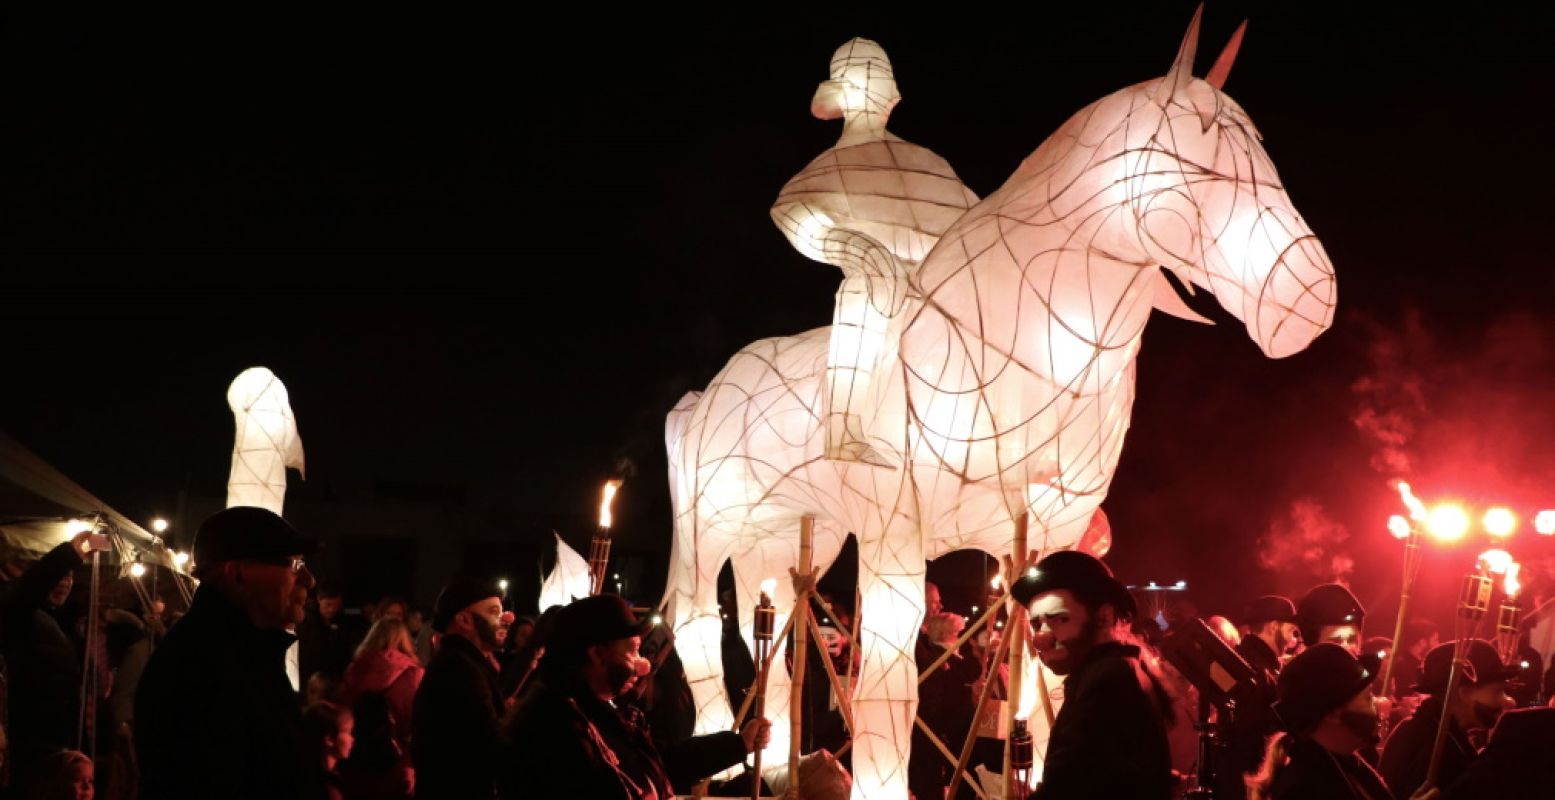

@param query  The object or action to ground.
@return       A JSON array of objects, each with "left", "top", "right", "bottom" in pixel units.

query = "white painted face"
[{"left": 1028, "top": 589, "right": 1091, "bottom": 676}]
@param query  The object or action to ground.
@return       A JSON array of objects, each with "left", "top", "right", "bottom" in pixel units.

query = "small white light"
[
  {"left": 1025, "top": 567, "right": 1038, "bottom": 578},
  {"left": 498, "top": 579, "right": 509, "bottom": 592},
  {"left": 151, "top": 518, "right": 170, "bottom": 534},
  {"left": 971, "top": 605, "right": 980, "bottom": 614},
  {"left": 613, "top": 573, "right": 621, "bottom": 580},
  {"left": 1377, "top": 650, "right": 1387, "bottom": 659},
  {"left": 1175, "top": 580, "right": 1187, "bottom": 590},
  {"left": 1148, "top": 581, "right": 1158, "bottom": 589},
  {"left": 1521, "top": 660, "right": 1531, "bottom": 669},
  {"left": 650, "top": 614, "right": 663, "bottom": 625},
  {"left": 1344, "top": 614, "right": 1354, "bottom": 622},
  {"left": 129, "top": 562, "right": 147, "bottom": 578},
  {"left": 171, "top": 551, "right": 190, "bottom": 567}
]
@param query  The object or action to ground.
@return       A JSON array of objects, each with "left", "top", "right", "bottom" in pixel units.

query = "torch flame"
[
  {"left": 1535, "top": 510, "right": 1555, "bottom": 536},
  {"left": 1426, "top": 503, "right": 1470, "bottom": 543},
  {"left": 759, "top": 578, "right": 777, "bottom": 599},
  {"left": 598, "top": 479, "right": 622, "bottom": 529},
  {"left": 991, "top": 574, "right": 1003, "bottom": 591},
  {"left": 1396, "top": 482, "right": 1428, "bottom": 521},
  {"left": 1505, "top": 562, "right": 1522, "bottom": 598},
  {"left": 1387, "top": 515, "right": 1411, "bottom": 540},
  {"left": 1483, "top": 507, "right": 1517, "bottom": 538},
  {"left": 1014, "top": 645, "right": 1041, "bottom": 721},
  {"left": 1478, "top": 549, "right": 1513, "bottom": 575}
]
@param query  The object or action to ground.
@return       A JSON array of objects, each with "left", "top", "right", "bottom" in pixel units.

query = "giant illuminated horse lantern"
[{"left": 665, "top": 10, "right": 1336, "bottom": 797}]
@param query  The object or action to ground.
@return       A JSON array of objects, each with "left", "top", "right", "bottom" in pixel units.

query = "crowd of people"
[{"left": 2, "top": 506, "right": 1553, "bottom": 799}]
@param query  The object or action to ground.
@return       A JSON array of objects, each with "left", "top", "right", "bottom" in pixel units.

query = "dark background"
[{"left": 5, "top": 3, "right": 1555, "bottom": 626}]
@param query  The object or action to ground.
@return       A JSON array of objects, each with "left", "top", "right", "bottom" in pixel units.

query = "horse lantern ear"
[{"left": 1153, "top": 4, "right": 1204, "bottom": 106}]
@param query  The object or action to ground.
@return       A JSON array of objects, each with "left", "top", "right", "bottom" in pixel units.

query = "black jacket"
[
  {"left": 1271, "top": 736, "right": 1394, "bottom": 800},
  {"left": 297, "top": 607, "right": 360, "bottom": 682},
  {"left": 1380, "top": 694, "right": 1476, "bottom": 800},
  {"left": 1, "top": 541, "right": 84, "bottom": 781},
  {"left": 500, "top": 675, "right": 683, "bottom": 800},
  {"left": 135, "top": 584, "right": 320, "bottom": 800},
  {"left": 1032, "top": 641, "right": 1173, "bottom": 800},
  {"left": 412, "top": 633, "right": 504, "bottom": 799},
  {"left": 1222, "top": 635, "right": 1285, "bottom": 799}
]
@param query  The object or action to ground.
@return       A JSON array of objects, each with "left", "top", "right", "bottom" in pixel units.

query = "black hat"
[
  {"left": 1010, "top": 550, "right": 1136, "bottom": 619},
  {"left": 1243, "top": 595, "right": 1298, "bottom": 627},
  {"left": 1414, "top": 639, "right": 1519, "bottom": 695},
  {"left": 192, "top": 506, "right": 320, "bottom": 569},
  {"left": 432, "top": 576, "right": 503, "bottom": 633},
  {"left": 1273, "top": 642, "right": 1375, "bottom": 734},
  {"left": 546, "top": 594, "right": 654, "bottom": 655},
  {"left": 1296, "top": 583, "right": 1365, "bottom": 643}
]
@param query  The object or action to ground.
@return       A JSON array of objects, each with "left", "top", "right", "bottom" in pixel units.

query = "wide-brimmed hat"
[
  {"left": 1415, "top": 639, "right": 1519, "bottom": 695},
  {"left": 1273, "top": 643, "right": 1376, "bottom": 734},
  {"left": 1010, "top": 550, "right": 1136, "bottom": 619},
  {"left": 432, "top": 575, "right": 503, "bottom": 633},
  {"left": 546, "top": 594, "right": 654, "bottom": 655}
]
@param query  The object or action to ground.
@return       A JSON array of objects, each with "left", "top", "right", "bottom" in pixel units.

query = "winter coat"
[
  {"left": 500, "top": 675, "right": 681, "bottom": 800},
  {"left": 412, "top": 633, "right": 504, "bottom": 799},
  {"left": 135, "top": 584, "right": 323, "bottom": 800},
  {"left": 1270, "top": 736, "right": 1394, "bottom": 800},
  {"left": 340, "top": 647, "right": 423, "bottom": 748},
  {"left": 1031, "top": 641, "right": 1174, "bottom": 800},
  {"left": 1380, "top": 694, "right": 1476, "bottom": 800},
  {"left": 1, "top": 540, "right": 84, "bottom": 785}
]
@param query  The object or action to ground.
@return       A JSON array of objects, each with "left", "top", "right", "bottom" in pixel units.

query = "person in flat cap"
[
  {"left": 1221, "top": 596, "right": 1301, "bottom": 799},
  {"left": 136, "top": 506, "right": 324, "bottom": 800},
  {"left": 412, "top": 574, "right": 512, "bottom": 799},
  {"left": 1248, "top": 642, "right": 1401, "bottom": 800},
  {"left": 1296, "top": 582, "right": 1366, "bottom": 657},
  {"left": 500, "top": 594, "right": 770, "bottom": 800},
  {"left": 1380, "top": 639, "right": 1515, "bottom": 800},
  {"left": 1010, "top": 550, "right": 1173, "bottom": 800}
]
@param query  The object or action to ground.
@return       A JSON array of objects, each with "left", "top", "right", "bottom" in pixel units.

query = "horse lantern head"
[{"left": 1135, "top": 9, "right": 1336, "bottom": 359}]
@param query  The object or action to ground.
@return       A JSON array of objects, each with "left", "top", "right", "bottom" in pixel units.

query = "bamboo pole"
[
  {"left": 804, "top": 605, "right": 856, "bottom": 737},
  {"left": 947, "top": 606, "right": 1014, "bottom": 800},
  {"left": 785, "top": 515, "right": 814, "bottom": 800},
  {"left": 1004, "top": 512, "right": 1029, "bottom": 800}
]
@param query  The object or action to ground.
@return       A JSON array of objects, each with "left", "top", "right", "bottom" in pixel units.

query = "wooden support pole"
[
  {"left": 947, "top": 606, "right": 1014, "bottom": 800},
  {"left": 786, "top": 515, "right": 814, "bottom": 800},
  {"left": 1004, "top": 512, "right": 1029, "bottom": 800}
]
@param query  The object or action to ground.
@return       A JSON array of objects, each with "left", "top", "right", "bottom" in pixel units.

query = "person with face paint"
[
  {"left": 1010, "top": 550, "right": 1174, "bottom": 800},
  {"left": 501, "top": 595, "right": 770, "bottom": 799},
  {"left": 1379, "top": 639, "right": 1514, "bottom": 800},
  {"left": 412, "top": 576, "right": 510, "bottom": 799},
  {"left": 1249, "top": 642, "right": 1400, "bottom": 800}
]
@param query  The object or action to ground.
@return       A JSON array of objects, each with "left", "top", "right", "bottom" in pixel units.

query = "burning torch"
[
  {"left": 751, "top": 578, "right": 777, "bottom": 800},
  {"left": 589, "top": 479, "right": 621, "bottom": 596},
  {"left": 1379, "top": 482, "right": 1429, "bottom": 701},
  {"left": 1425, "top": 556, "right": 1496, "bottom": 787}
]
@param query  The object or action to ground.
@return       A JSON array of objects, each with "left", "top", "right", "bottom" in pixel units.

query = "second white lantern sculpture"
[
  {"left": 226, "top": 367, "right": 305, "bottom": 515},
  {"left": 666, "top": 10, "right": 1336, "bottom": 798}
]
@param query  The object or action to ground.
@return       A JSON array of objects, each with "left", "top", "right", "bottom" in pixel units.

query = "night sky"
[{"left": 5, "top": 4, "right": 1555, "bottom": 624}]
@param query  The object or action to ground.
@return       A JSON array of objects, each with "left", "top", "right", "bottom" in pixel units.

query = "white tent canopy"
[{"left": 0, "top": 431, "right": 185, "bottom": 573}]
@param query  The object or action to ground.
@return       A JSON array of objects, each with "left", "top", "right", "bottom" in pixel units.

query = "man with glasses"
[
  {"left": 136, "top": 505, "right": 323, "bottom": 799},
  {"left": 413, "top": 575, "right": 512, "bottom": 799}
]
